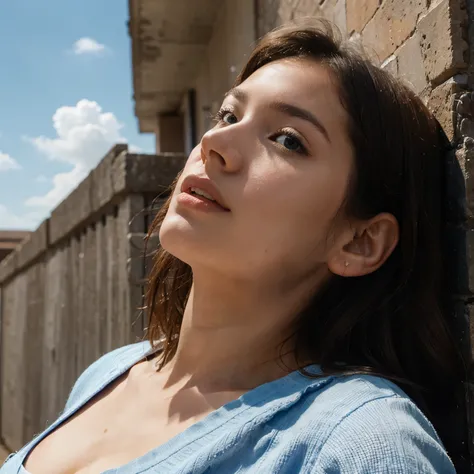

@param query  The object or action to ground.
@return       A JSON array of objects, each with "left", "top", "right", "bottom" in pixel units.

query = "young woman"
[{"left": 3, "top": 21, "right": 463, "bottom": 474}]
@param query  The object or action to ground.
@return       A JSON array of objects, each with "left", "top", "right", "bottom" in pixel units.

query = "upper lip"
[{"left": 181, "top": 175, "right": 230, "bottom": 210}]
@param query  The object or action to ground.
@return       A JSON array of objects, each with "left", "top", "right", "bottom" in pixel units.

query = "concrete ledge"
[
  {"left": 25, "top": 146, "right": 183, "bottom": 250},
  {"left": 91, "top": 144, "right": 129, "bottom": 212},
  {"left": 120, "top": 153, "right": 186, "bottom": 195},
  {"left": 0, "top": 251, "right": 19, "bottom": 285},
  {"left": 49, "top": 144, "right": 129, "bottom": 245},
  {"left": 16, "top": 220, "right": 49, "bottom": 270}
]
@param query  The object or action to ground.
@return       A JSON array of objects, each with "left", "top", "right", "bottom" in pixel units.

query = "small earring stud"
[{"left": 344, "top": 261, "right": 349, "bottom": 267}]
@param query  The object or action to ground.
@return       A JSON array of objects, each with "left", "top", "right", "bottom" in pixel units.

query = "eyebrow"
[{"left": 225, "top": 87, "right": 331, "bottom": 143}]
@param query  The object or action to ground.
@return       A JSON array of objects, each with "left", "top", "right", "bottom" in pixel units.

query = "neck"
[{"left": 161, "top": 268, "right": 319, "bottom": 392}]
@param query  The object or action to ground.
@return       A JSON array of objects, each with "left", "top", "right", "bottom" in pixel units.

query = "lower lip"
[{"left": 177, "top": 192, "right": 229, "bottom": 213}]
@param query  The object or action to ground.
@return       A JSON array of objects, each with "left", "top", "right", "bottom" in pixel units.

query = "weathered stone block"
[
  {"left": 293, "top": 0, "right": 321, "bottom": 18},
  {"left": 321, "top": 0, "right": 346, "bottom": 37},
  {"left": 0, "top": 252, "right": 18, "bottom": 284},
  {"left": 457, "top": 90, "right": 474, "bottom": 140},
  {"left": 445, "top": 146, "right": 467, "bottom": 225},
  {"left": 418, "top": 0, "right": 468, "bottom": 84},
  {"left": 452, "top": 92, "right": 474, "bottom": 227},
  {"left": 456, "top": 136, "right": 474, "bottom": 222},
  {"left": 90, "top": 144, "right": 128, "bottom": 212},
  {"left": 396, "top": 33, "right": 428, "bottom": 95},
  {"left": 117, "top": 153, "right": 186, "bottom": 195},
  {"left": 111, "top": 150, "right": 128, "bottom": 197},
  {"left": 362, "top": 0, "right": 425, "bottom": 63},
  {"left": 346, "top": 0, "right": 379, "bottom": 34},
  {"left": 16, "top": 220, "right": 49, "bottom": 270},
  {"left": 426, "top": 79, "right": 459, "bottom": 140},
  {"left": 278, "top": 0, "right": 296, "bottom": 23}
]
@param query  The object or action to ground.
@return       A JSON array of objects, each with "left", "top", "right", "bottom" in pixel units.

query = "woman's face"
[{"left": 160, "top": 58, "right": 355, "bottom": 284}]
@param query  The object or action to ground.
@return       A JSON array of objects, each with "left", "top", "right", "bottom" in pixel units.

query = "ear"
[{"left": 328, "top": 213, "right": 399, "bottom": 277}]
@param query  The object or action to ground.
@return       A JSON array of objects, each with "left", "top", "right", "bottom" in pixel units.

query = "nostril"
[
  {"left": 218, "top": 153, "right": 226, "bottom": 166},
  {"left": 210, "top": 149, "right": 226, "bottom": 167}
]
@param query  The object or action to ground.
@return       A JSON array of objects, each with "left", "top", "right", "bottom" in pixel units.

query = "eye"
[
  {"left": 214, "top": 108, "right": 238, "bottom": 125},
  {"left": 222, "top": 112, "right": 238, "bottom": 124},
  {"left": 273, "top": 130, "right": 308, "bottom": 155}
]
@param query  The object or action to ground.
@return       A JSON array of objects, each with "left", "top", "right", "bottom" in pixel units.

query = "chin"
[
  {"left": 159, "top": 214, "right": 188, "bottom": 254},
  {"left": 158, "top": 212, "right": 208, "bottom": 267},
  {"left": 160, "top": 214, "right": 240, "bottom": 275}
]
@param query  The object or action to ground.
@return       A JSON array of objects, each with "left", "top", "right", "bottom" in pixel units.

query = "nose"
[{"left": 200, "top": 126, "right": 244, "bottom": 173}]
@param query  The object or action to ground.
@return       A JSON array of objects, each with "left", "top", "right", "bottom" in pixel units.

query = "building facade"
[{"left": 129, "top": 0, "right": 256, "bottom": 154}]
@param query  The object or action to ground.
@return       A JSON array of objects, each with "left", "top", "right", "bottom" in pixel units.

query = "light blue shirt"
[{"left": 1, "top": 341, "right": 455, "bottom": 473}]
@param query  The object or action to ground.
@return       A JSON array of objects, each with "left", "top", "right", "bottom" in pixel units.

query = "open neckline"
[{"left": 18, "top": 343, "right": 325, "bottom": 473}]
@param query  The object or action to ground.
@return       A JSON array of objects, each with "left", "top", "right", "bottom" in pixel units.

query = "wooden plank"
[
  {"left": 117, "top": 201, "right": 131, "bottom": 345},
  {"left": 85, "top": 224, "right": 99, "bottom": 365},
  {"left": 70, "top": 236, "right": 81, "bottom": 384},
  {"left": 41, "top": 247, "right": 62, "bottom": 428},
  {"left": 77, "top": 232, "right": 86, "bottom": 373},
  {"left": 106, "top": 211, "right": 118, "bottom": 352},
  {"left": 2, "top": 275, "right": 28, "bottom": 450},
  {"left": 97, "top": 215, "right": 108, "bottom": 356},
  {"left": 128, "top": 195, "right": 146, "bottom": 341},
  {"left": 57, "top": 242, "right": 76, "bottom": 413},
  {"left": 113, "top": 207, "right": 124, "bottom": 348},
  {"left": 22, "top": 263, "right": 45, "bottom": 442}
]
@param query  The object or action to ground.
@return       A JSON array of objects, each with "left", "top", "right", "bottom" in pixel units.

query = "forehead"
[
  {"left": 243, "top": 57, "right": 335, "bottom": 89},
  {"left": 238, "top": 58, "right": 348, "bottom": 132}
]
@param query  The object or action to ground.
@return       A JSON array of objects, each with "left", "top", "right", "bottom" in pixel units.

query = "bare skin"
[
  {"left": 24, "top": 58, "right": 398, "bottom": 473},
  {"left": 23, "top": 356, "right": 251, "bottom": 474}
]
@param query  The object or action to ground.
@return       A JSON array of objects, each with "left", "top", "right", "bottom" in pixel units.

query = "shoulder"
[
  {"left": 300, "top": 374, "right": 455, "bottom": 473},
  {"left": 63, "top": 340, "right": 153, "bottom": 412}
]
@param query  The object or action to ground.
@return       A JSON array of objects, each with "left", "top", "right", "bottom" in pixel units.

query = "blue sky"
[{"left": 0, "top": 0, "right": 154, "bottom": 230}]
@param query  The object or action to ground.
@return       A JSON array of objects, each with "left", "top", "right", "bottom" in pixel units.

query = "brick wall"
[
  {"left": 257, "top": 0, "right": 469, "bottom": 138},
  {"left": 257, "top": 1, "right": 473, "bottom": 471}
]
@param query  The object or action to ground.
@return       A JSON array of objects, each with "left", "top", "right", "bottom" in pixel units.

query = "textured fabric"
[{"left": 1, "top": 341, "right": 455, "bottom": 473}]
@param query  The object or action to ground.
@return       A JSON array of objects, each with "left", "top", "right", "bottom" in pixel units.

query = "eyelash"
[
  {"left": 212, "top": 107, "right": 234, "bottom": 123},
  {"left": 212, "top": 107, "right": 309, "bottom": 156}
]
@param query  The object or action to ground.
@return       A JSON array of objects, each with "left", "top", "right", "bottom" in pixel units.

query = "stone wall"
[
  {"left": 255, "top": 1, "right": 472, "bottom": 471},
  {"left": 257, "top": 0, "right": 469, "bottom": 139},
  {"left": 0, "top": 145, "right": 185, "bottom": 451}
]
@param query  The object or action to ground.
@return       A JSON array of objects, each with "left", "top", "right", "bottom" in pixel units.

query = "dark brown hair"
[{"left": 145, "top": 20, "right": 465, "bottom": 462}]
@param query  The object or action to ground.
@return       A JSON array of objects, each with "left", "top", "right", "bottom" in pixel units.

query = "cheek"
[
  {"left": 239, "top": 166, "right": 349, "bottom": 257},
  {"left": 247, "top": 166, "right": 347, "bottom": 228}
]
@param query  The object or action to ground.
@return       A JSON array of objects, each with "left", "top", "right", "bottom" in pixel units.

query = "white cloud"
[
  {"left": 26, "top": 167, "right": 87, "bottom": 210},
  {"left": 0, "top": 152, "right": 21, "bottom": 171},
  {"left": 29, "top": 99, "right": 125, "bottom": 167},
  {"left": 73, "top": 37, "right": 107, "bottom": 55},
  {"left": 25, "top": 99, "right": 131, "bottom": 212},
  {"left": 0, "top": 205, "right": 44, "bottom": 230}
]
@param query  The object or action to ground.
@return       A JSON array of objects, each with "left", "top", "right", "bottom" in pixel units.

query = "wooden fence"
[{"left": 0, "top": 144, "right": 185, "bottom": 451}]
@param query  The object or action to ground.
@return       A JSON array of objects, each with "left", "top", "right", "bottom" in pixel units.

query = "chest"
[{"left": 22, "top": 375, "right": 238, "bottom": 474}]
